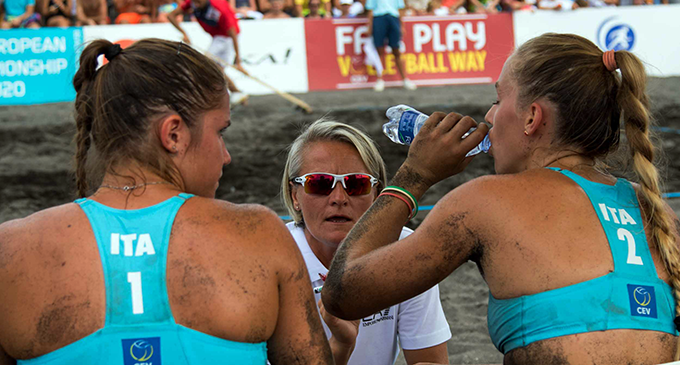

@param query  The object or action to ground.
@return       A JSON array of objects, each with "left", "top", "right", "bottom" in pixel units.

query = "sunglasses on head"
[{"left": 292, "top": 172, "right": 379, "bottom": 196}]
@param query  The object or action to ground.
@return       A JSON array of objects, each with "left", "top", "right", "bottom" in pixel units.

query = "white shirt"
[{"left": 287, "top": 222, "right": 452, "bottom": 365}]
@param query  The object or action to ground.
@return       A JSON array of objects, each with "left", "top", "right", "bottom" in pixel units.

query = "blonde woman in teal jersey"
[
  {"left": 0, "top": 39, "right": 347, "bottom": 364},
  {"left": 323, "top": 33, "right": 680, "bottom": 364}
]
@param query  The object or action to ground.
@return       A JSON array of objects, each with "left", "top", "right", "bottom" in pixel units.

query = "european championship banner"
[
  {"left": 304, "top": 14, "right": 514, "bottom": 90},
  {"left": 0, "top": 27, "right": 82, "bottom": 105}
]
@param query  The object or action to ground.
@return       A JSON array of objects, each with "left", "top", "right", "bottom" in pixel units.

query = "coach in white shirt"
[{"left": 281, "top": 119, "right": 452, "bottom": 365}]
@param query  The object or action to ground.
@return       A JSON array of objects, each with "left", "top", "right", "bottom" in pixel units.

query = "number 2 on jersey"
[
  {"left": 618, "top": 228, "right": 643, "bottom": 265},
  {"left": 127, "top": 271, "right": 145, "bottom": 314}
]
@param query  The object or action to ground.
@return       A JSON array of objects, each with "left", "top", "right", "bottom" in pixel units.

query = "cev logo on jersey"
[
  {"left": 597, "top": 16, "right": 635, "bottom": 51},
  {"left": 122, "top": 337, "right": 161, "bottom": 365},
  {"left": 627, "top": 284, "right": 657, "bottom": 318}
]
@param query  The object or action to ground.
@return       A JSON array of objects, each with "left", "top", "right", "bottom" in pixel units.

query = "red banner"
[{"left": 304, "top": 14, "right": 514, "bottom": 90}]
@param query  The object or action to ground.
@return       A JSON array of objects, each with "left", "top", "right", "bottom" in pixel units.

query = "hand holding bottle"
[{"left": 401, "top": 111, "right": 490, "bottom": 189}]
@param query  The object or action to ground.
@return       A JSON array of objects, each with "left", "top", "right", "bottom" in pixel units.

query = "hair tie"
[
  {"left": 602, "top": 50, "right": 617, "bottom": 72},
  {"left": 104, "top": 44, "right": 122, "bottom": 62}
]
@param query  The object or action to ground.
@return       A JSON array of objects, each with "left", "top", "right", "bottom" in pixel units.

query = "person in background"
[
  {"left": 168, "top": 0, "right": 250, "bottom": 105},
  {"left": 75, "top": 0, "right": 108, "bottom": 25},
  {"left": 262, "top": 0, "right": 290, "bottom": 17},
  {"left": 294, "top": 0, "right": 329, "bottom": 16},
  {"left": 113, "top": 0, "right": 151, "bottom": 23},
  {"left": 38, "top": 0, "right": 72, "bottom": 26},
  {"left": 322, "top": 32, "right": 680, "bottom": 364},
  {"left": 231, "top": 0, "right": 263, "bottom": 19},
  {"left": 304, "top": 0, "right": 323, "bottom": 17},
  {"left": 0, "top": 38, "right": 346, "bottom": 364},
  {"left": 155, "top": 0, "right": 183, "bottom": 22},
  {"left": 366, "top": 0, "right": 416, "bottom": 92},
  {"left": 468, "top": 0, "right": 499, "bottom": 12},
  {"left": 332, "top": 0, "right": 354, "bottom": 16},
  {"left": 0, "top": 0, "right": 40, "bottom": 28},
  {"left": 281, "top": 119, "right": 452, "bottom": 365}
]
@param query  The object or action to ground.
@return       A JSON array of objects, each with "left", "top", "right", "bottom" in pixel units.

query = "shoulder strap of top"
[
  {"left": 77, "top": 195, "right": 192, "bottom": 327},
  {"left": 545, "top": 167, "right": 658, "bottom": 278}
]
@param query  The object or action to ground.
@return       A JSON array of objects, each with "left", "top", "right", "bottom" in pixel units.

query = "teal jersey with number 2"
[
  {"left": 18, "top": 194, "right": 268, "bottom": 365},
  {"left": 488, "top": 168, "right": 678, "bottom": 354}
]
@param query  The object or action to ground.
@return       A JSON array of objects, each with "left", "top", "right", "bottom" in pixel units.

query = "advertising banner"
[
  {"left": 304, "top": 14, "right": 514, "bottom": 91},
  {"left": 0, "top": 27, "right": 83, "bottom": 105},
  {"left": 513, "top": 5, "right": 680, "bottom": 77},
  {"left": 82, "top": 19, "right": 309, "bottom": 95}
]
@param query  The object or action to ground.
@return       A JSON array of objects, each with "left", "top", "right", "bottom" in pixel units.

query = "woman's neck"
[{"left": 303, "top": 228, "right": 338, "bottom": 270}]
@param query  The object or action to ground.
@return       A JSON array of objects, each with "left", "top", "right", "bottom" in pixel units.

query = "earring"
[
  {"left": 524, "top": 131, "right": 529, "bottom": 136},
  {"left": 172, "top": 145, "right": 178, "bottom": 152},
  {"left": 294, "top": 204, "right": 300, "bottom": 211}
]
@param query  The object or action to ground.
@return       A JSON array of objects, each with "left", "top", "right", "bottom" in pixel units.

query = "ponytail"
[
  {"left": 72, "top": 39, "right": 115, "bottom": 197},
  {"left": 617, "top": 50, "right": 680, "bottom": 359}
]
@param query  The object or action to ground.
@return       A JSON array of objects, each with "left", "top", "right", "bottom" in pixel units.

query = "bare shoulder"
[
  {"left": 0, "top": 203, "right": 83, "bottom": 269},
  {"left": 175, "top": 197, "right": 300, "bottom": 261}
]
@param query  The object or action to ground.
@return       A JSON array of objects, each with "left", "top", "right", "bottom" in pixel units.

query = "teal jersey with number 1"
[{"left": 18, "top": 194, "right": 268, "bottom": 365}]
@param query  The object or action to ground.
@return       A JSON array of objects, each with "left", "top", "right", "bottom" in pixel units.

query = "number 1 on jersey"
[{"left": 127, "top": 271, "right": 145, "bottom": 314}]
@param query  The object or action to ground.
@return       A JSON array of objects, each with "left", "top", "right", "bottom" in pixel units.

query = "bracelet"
[
  {"left": 378, "top": 192, "right": 416, "bottom": 220},
  {"left": 382, "top": 186, "right": 419, "bottom": 215}
]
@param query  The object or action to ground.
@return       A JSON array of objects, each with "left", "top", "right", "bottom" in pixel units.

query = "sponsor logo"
[
  {"left": 361, "top": 307, "right": 394, "bottom": 327},
  {"left": 597, "top": 17, "right": 635, "bottom": 51},
  {"left": 122, "top": 337, "right": 161, "bottom": 365},
  {"left": 627, "top": 284, "right": 657, "bottom": 318}
]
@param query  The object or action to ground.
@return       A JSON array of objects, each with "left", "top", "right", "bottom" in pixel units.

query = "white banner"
[
  {"left": 82, "top": 19, "right": 309, "bottom": 95},
  {"left": 513, "top": 5, "right": 680, "bottom": 76}
]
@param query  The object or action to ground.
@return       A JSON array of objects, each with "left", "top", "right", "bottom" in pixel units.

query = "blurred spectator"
[
  {"left": 500, "top": 0, "right": 535, "bottom": 10},
  {"left": 295, "top": 0, "right": 329, "bottom": 17},
  {"left": 38, "top": 0, "right": 73, "bottom": 26},
  {"left": 585, "top": 0, "right": 616, "bottom": 7},
  {"left": 536, "top": 0, "right": 578, "bottom": 9},
  {"left": 332, "top": 0, "right": 363, "bottom": 16},
  {"left": 113, "top": 0, "right": 151, "bottom": 23},
  {"left": 468, "top": 0, "right": 500, "bottom": 12},
  {"left": 305, "top": 0, "right": 323, "bottom": 16},
  {"left": 439, "top": 0, "right": 465, "bottom": 12},
  {"left": 1, "top": 0, "right": 41, "bottom": 28},
  {"left": 262, "top": 0, "right": 290, "bottom": 16},
  {"left": 333, "top": 0, "right": 354, "bottom": 16},
  {"left": 404, "top": 0, "right": 427, "bottom": 14},
  {"left": 75, "top": 0, "right": 108, "bottom": 24},
  {"left": 256, "top": 0, "right": 294, "bottom": 15},
  {"left": 231, "top": 0, "right": 263, "bottom": 18},
  {"left": 426, "top": 0, "right": 457, "bottom": 14},
  {"left": 155, "top": 0, "right": 183, "bottom": 22}
]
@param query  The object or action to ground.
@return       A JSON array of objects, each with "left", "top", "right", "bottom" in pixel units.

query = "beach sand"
[{"left": 1, "top": 78, "right": 679, "bottom": 364}]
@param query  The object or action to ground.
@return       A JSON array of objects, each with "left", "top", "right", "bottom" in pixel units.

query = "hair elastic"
[
  {"left": 602, "top": 50, "right": 617, "bottom": 72},
  {"left": 104, "top": 44, "right": 122, "bottom": 62}
]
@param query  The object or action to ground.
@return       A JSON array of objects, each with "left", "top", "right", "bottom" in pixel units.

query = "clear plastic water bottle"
[{"left": 382, "top": 104, "right": 491, "bottom": 157}]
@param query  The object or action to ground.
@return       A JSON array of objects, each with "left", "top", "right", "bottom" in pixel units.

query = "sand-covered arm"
[{"left": 322, "top": 112, "right": 489, "bottom": 320}]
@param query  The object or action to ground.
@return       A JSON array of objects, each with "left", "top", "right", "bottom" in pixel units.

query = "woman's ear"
[
  {"left": 524, "top": 100, "right": 545, "bottom": 136},
  {"left": 158, "top": 114, "right": 190, "bottom": 154},
  {"left": 290, "top": 181, "right": 301, "bottom": 211}
]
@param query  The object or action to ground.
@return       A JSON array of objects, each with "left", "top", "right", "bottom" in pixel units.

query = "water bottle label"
[{"left": 398, "top": 110, "right": 420, "bottom": 145}]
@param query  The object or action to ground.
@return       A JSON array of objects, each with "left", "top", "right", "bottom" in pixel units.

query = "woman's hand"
[
  {"left": 401, "top": 112, "right": 489, "bottom": 189},
  {"left": 319, "top": 299, "right": 358, "bottom": 365}
]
